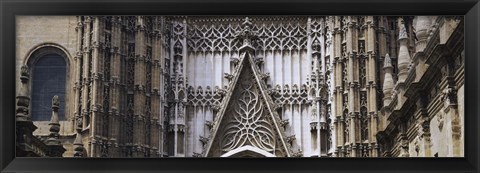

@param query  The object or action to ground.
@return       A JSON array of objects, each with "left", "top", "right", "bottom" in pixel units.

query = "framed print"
[{"left": 1, "top": 0, "right": 479, "bottom": 173}]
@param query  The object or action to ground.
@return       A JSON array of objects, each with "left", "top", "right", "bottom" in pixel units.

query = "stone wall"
[
  {"left": 16, "top": 16, "right": 78, "bottom": 156},
  {"left": 15, "top": 15, "right": 464, "bottom": 157}
]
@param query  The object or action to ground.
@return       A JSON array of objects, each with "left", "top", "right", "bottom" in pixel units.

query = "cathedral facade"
[{"left": 15, "top": 16, "right": 464, "bottom": 157}]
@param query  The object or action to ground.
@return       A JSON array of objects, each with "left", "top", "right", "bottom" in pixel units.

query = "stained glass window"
[{"left": 31, "top": 54, "right": 66, "bottom": 121}]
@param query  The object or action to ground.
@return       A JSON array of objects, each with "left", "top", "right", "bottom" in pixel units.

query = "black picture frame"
[{"left": 1, "top": 0, "right": 479, "bottom": 173}]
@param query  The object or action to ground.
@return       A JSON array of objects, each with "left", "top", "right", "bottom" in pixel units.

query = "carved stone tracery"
[
  {"left": 28, "top": 15, "right": 462, "bottom": 158},
  {"left": 187, "top": 17, "right": 308, "bottom": 52},
  {"left": 221, "top": 73, "right": 275, "bottom": 152}
]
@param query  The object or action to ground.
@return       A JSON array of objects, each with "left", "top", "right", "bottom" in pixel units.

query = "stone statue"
[
  {"left": 384, "top": 54, "right": 392, "bottom": 68},
  {"left": 21, "top": 65, "right": 30, "bottom": 77},
  {"left": 312, "top": 39, "right": 321, "bottom": 52},
  {"left": 52, "top": 95, "right": 60, "bottom": 107}
]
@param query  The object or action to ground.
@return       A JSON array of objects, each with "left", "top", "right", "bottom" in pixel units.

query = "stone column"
[
  {"left": 310, "top": 33, "right": 322, "bottom": 156},
  {"left": 367, "top": 16, "right": 381, "bottom": 157},
  {"left": 90, "top": 16, "right": 102, "bottom": 157},
  {"left": 109, "top": 16, "right": 122, "bottom": 157},
  {"left": 81, "top": 16, "right": 92, "bottom": 131},
  {"left": 73, "top": 128, "right": 86, "bottom": 157},
  {"left": 133, "top": 16, "right": 147, "bottom": 157},
  {"left": 413, "top": 16, "right": 431, "bottom": 82},
  {"left": 46, "top": 95, "right": 61, "bottom": 145},
  {"left": 439, "top": 16, "right": 461, "bottom": 44},
  {"left": 442, "top": 86, "right": 461, "bottom": 156},
  {"left": 46, "top": 95, "right": 66, "bottom": 157},
  {"left": 331, "top": 16, "right": 344, "bottom": 157},
  {"left": 160, "top": 16, "right": 169, "bottom": 157},
  {"left": 414, "top": 16, "right": 431, "bottom": 52},
  {"left": 165, "top": 18, "right": 188, "bottom": 157},
  {"left": 150, "top": 16, "right": 162, "bottom": 157},
  {"left": 400, "top": 134, "right": 409, "bottom": 157},
  {"left": 16, "top": 65, "right": 37, "bottom": 155},
  {"left": 74, "top": 16, "right": 84, "bottom": 133},
  {"left": 345, "top": 17, "right": 358, "bottom": 157},
  {"left": 416, "top": 93, "right": 431, "bottom": 157}
]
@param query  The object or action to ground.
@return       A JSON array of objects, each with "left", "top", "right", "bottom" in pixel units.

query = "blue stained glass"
[{"left": 31, "top": 54, "right": 66, "bottom": 121}]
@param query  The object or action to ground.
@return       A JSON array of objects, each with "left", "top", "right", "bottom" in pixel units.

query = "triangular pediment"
[{"left": 203, "top": 52, "right": 291, "bottom": 157}]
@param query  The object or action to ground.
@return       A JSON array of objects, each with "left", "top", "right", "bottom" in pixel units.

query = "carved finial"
[
  {"left": 384, "top": 53, "right": 392, "bottom": 68},
  {"left": 52, "top": 95, "right": 60, "bottom": 108},
  {"left": 383, "top": 54, "right": 394, "bottom": 106},
  {"left": 235, "top": 17, "right": 258, "bottom": 53},
  {"left": 398, "top": 18, "right": 408, "bottom": 40},
  {"left": 243, "top": 17, "right": 252, "bottom": 26},
  {"left": 19, "top": 65, "right": 31, "bottom": 84},
  {"left": 46, "top": 95, "right": 61, "bottom": 146},
  {"left": 21, "top": 65, "right": 30, "bottom": 78},
  {"left": 397, "top": 18, "right": 412, "bottom": 83},
  {"left": 50, "top": 95, "right": 60, "bottom": 124}
]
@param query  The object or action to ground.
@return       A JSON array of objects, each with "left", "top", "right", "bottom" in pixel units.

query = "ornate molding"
[{"left": 187, "top": 17, "right": 308, "bottom": 52}]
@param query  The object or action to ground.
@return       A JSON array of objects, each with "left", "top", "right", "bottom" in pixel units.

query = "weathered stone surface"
[{"left": 16, "top": 16, "right": 464, "bottom": 157}]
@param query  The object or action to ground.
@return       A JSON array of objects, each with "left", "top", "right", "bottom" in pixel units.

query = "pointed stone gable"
[{"left": 203, "top": 52, "right": 291, "bottom": 157}]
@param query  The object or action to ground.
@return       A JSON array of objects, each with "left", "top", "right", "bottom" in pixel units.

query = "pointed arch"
[{"left": 203, "top": 52, "right": 291, "bottom": 157}]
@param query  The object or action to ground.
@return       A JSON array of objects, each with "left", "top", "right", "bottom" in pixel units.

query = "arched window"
[{"left": 31, "top": 54, "right": 66, "bottom": 121}]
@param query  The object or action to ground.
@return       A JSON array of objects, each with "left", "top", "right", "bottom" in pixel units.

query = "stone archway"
[{"left": 24, "top": 44, "right": 71, "bottom": 123}]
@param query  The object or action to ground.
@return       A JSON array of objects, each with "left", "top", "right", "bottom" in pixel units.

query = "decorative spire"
[
  {"left": 46, "top": 95, "right": 61, "bottom": 146},
  {"left": 397, "top": 18, "right": 412, "bottom": 83},
  {"left": 235, "top": 17, "right": 258, "bottom": 54},
  {"left": 383, "top": 54, "right": 394, "bottom": 106}
]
